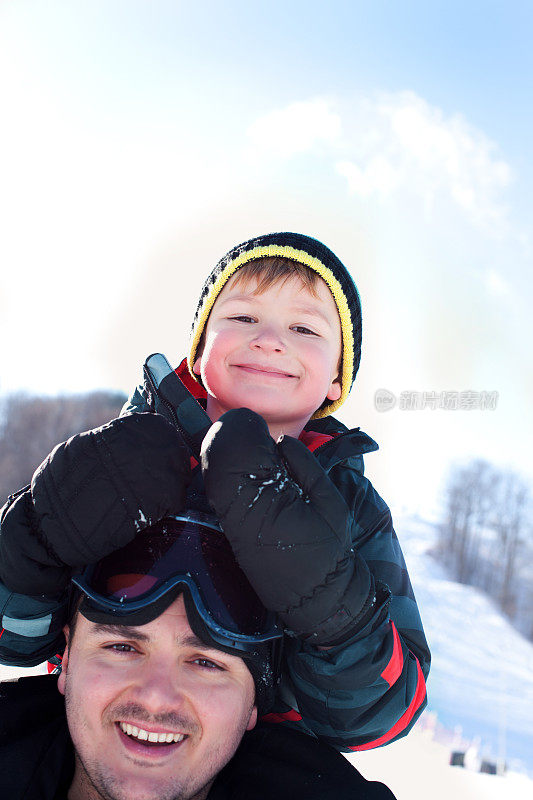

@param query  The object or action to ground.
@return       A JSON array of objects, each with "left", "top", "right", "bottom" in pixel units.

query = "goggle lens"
[{"left": 80, "top": 516, "right": 277, "bottom": 638}]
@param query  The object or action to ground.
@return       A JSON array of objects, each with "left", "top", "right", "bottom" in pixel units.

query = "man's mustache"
[{"left": 107, "top": 702, "right": 199, "bottom": 735}]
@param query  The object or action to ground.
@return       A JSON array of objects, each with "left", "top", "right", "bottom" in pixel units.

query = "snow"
[
  {"left": 351, "top": 726, "right": 533, "bottom": 800},
  {"left": 0, "top": 662, "right": 48, "bottom": 681}
]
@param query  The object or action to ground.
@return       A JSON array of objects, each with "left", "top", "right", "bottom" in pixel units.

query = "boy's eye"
[
  {"left": 229, "top": 315, "right": 255, "bottom": 323},
  {"left": 292, "top": 325, "right": 318, "bottom": 336}
]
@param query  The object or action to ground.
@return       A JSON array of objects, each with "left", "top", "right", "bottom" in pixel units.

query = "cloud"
[
  {"left": 485, "top": 268, "right": 512, "bottom": 298},
  {"left": 246, "top": 98, "right": 341, "bottom": 158},
  {"left": 336, "top": 156, "right": 400, "bottom": 199},
  {"left": 336, "top": 91, "right": 512, "bottom": 231},
  {"left": 246, "top": 92, "right": 512, "bottom": 232}
]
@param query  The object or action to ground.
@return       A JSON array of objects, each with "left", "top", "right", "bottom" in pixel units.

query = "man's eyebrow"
[
  {"left": 179, "top": 632, "right": 227, "bottom": 654},
  {"left": 90, "top": 623, "right": 150, "bottom": 641},
  {"left": 90, "top": 624, "right": 225, "bottom": 655}
]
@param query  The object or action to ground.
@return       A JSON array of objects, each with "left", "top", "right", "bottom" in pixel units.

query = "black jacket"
[{"left": 0, "top": 675, "right": 396, "bottom": 800}]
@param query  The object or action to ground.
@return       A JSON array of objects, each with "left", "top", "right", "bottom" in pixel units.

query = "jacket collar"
[{"left": 302, "top": 418, "right": 378, "bottom": 472}]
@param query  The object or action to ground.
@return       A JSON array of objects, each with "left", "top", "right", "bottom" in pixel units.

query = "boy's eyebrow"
[
  {"left": 218, "top": 294, "right": 335, "bottom": 327},
  {"left": 216, "top": 292, "right": 259, "bottom": 306},
  {"left": 291, "top": 303, "right": 334, "bottom": 326}
]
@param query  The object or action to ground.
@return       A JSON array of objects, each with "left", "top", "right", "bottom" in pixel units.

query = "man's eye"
[
  {"left": 106, "top": 643, "right": 137, "bottom": 653},
  {"left": 192, "top": 657, "right": 224, "bottom": 670}
]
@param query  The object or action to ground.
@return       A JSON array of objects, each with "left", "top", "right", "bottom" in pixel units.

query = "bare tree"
[
  {"left": 438, "top": 459, "right": 532, "bottom": 640},
  {"left": 492, "top": 472, "right": 530, "bottom": 618},
  {"left": 440, "top": 460, "right": 496, "bottom": 585}
]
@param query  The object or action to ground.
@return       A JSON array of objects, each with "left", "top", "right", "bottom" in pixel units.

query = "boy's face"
[{"left": 193, "top": 273, "right": 342, "bottom": 438}]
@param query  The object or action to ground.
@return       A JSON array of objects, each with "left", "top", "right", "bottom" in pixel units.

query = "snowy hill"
[
  {"left": 390, "top": 512, "right": 533, "bottom": 774},
  {"left": 351, "top": 511, "right": 533, "bottom": 800}
]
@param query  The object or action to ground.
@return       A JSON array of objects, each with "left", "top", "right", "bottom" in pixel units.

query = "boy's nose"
[{"left": 250, "top": 325, "right": 286, "bottom": 353}]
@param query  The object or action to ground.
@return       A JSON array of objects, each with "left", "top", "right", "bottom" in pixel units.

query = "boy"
[{"left": 0, "top": 232, "right": 429, "bottom": 752}]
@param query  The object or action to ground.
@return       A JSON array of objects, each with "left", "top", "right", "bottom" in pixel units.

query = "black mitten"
[
  {"left": 201, "top": 408, "right": 375, "bottom": 645},
  {"left": 0, "top": 412, "right": 190, "bottom": 596}
]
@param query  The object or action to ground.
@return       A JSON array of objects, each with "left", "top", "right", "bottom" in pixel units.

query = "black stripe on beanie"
[{"left": 188, "top": 232, "right": 362, "bottom": 419}]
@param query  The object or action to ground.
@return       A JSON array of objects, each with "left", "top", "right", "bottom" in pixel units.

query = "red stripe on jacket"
[
  {"left": 298, "top": 430, "right": 334, "bottom": 452},
  {"left": 348, "top": 658, "right": 427, "bottom": 751},
  {"left": 381, "top": 622, "right": 403, "bottom": 688},
  {"left": 260, "top": 709, "right": 303, "bottom": 724},
  {"left": 175, "top": 358, "right": 207, "bottom": 401}
]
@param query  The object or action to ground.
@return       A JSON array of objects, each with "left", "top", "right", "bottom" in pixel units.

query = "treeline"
[
  {"left": 436, "top": 459, "right": 533, "bottom": 642},
  {"left": 0, "top": 390, "right": 127, "bottom": 501}
]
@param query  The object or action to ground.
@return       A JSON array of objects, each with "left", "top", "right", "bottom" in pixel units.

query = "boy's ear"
[
  {"left": 326, "top": 376, "right": 342, "bottom": 402},
  {"left": 57, "top": 624, "right": 70, "bottom": 696}
]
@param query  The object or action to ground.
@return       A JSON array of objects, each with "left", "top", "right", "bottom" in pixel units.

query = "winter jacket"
[
  {"left": 0, "top": 674, "right": 396, "bottom": 799},
  {"left": 0, "top": 358, "right": 430, "bottom": 752},
  {"left": 125, "top": 359, "right": 431, "bottom": 751}
]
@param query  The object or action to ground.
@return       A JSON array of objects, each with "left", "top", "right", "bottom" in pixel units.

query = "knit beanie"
[{"left": 188, "top": 232, "right": 362, "bottom": 419}]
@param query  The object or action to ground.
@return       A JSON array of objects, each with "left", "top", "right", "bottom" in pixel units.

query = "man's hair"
[
  {"left": 230, "top": 256, "right": 322, "bottom": 297},
  {"left": 65, "top": 594, "right": 82, "bottom": 646}
]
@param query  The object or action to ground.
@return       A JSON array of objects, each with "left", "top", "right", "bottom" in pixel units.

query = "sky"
[{"left": 1, "top": 1, "right": 532, "bottom": 515}]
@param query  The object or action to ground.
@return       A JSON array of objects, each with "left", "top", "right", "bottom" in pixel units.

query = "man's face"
[
  {"left": 58, "top": 595, "right": 257, "bottom": 800},
  {"left": 193, "top": 274, "right": 342, "bottom": 438}
]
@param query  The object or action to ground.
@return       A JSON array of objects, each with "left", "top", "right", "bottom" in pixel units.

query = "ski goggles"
[{"left": 71, "top": 512, "right": 283, "bottom": 656}]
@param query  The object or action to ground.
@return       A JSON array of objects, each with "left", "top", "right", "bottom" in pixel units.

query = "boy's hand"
[
  {"left": 201, "top": 408, "right": 376, "bottom": 646},
  {"left": 0, "top": 413, "right": 190, "bottom": 596}
]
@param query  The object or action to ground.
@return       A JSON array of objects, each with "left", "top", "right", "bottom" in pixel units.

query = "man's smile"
[
  {"left": 118, "top": 721, "right": 187, "bottom": 744},
  {"left": 116, "top": 721, "right": 189, "bottom": 761}
]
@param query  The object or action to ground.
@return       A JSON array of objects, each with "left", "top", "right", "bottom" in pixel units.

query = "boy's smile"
[{"left": 193, "top": 274, "right": 342, "bottom": 439}]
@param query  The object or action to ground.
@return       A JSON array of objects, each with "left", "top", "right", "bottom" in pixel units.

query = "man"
[
  {"left": 61, "top": 593, "right": 258, "bottom": 800},
  {"left": 0, "top": 513, "right": 396, "bottom": 800}
]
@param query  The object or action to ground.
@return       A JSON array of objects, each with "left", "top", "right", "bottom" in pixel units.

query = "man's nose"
[
  {"left": 130, "top": 659, "right": 190, "bottom": 716},
  {"left": 250, "top": 324, "right": 286, "bottom": 353}
]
